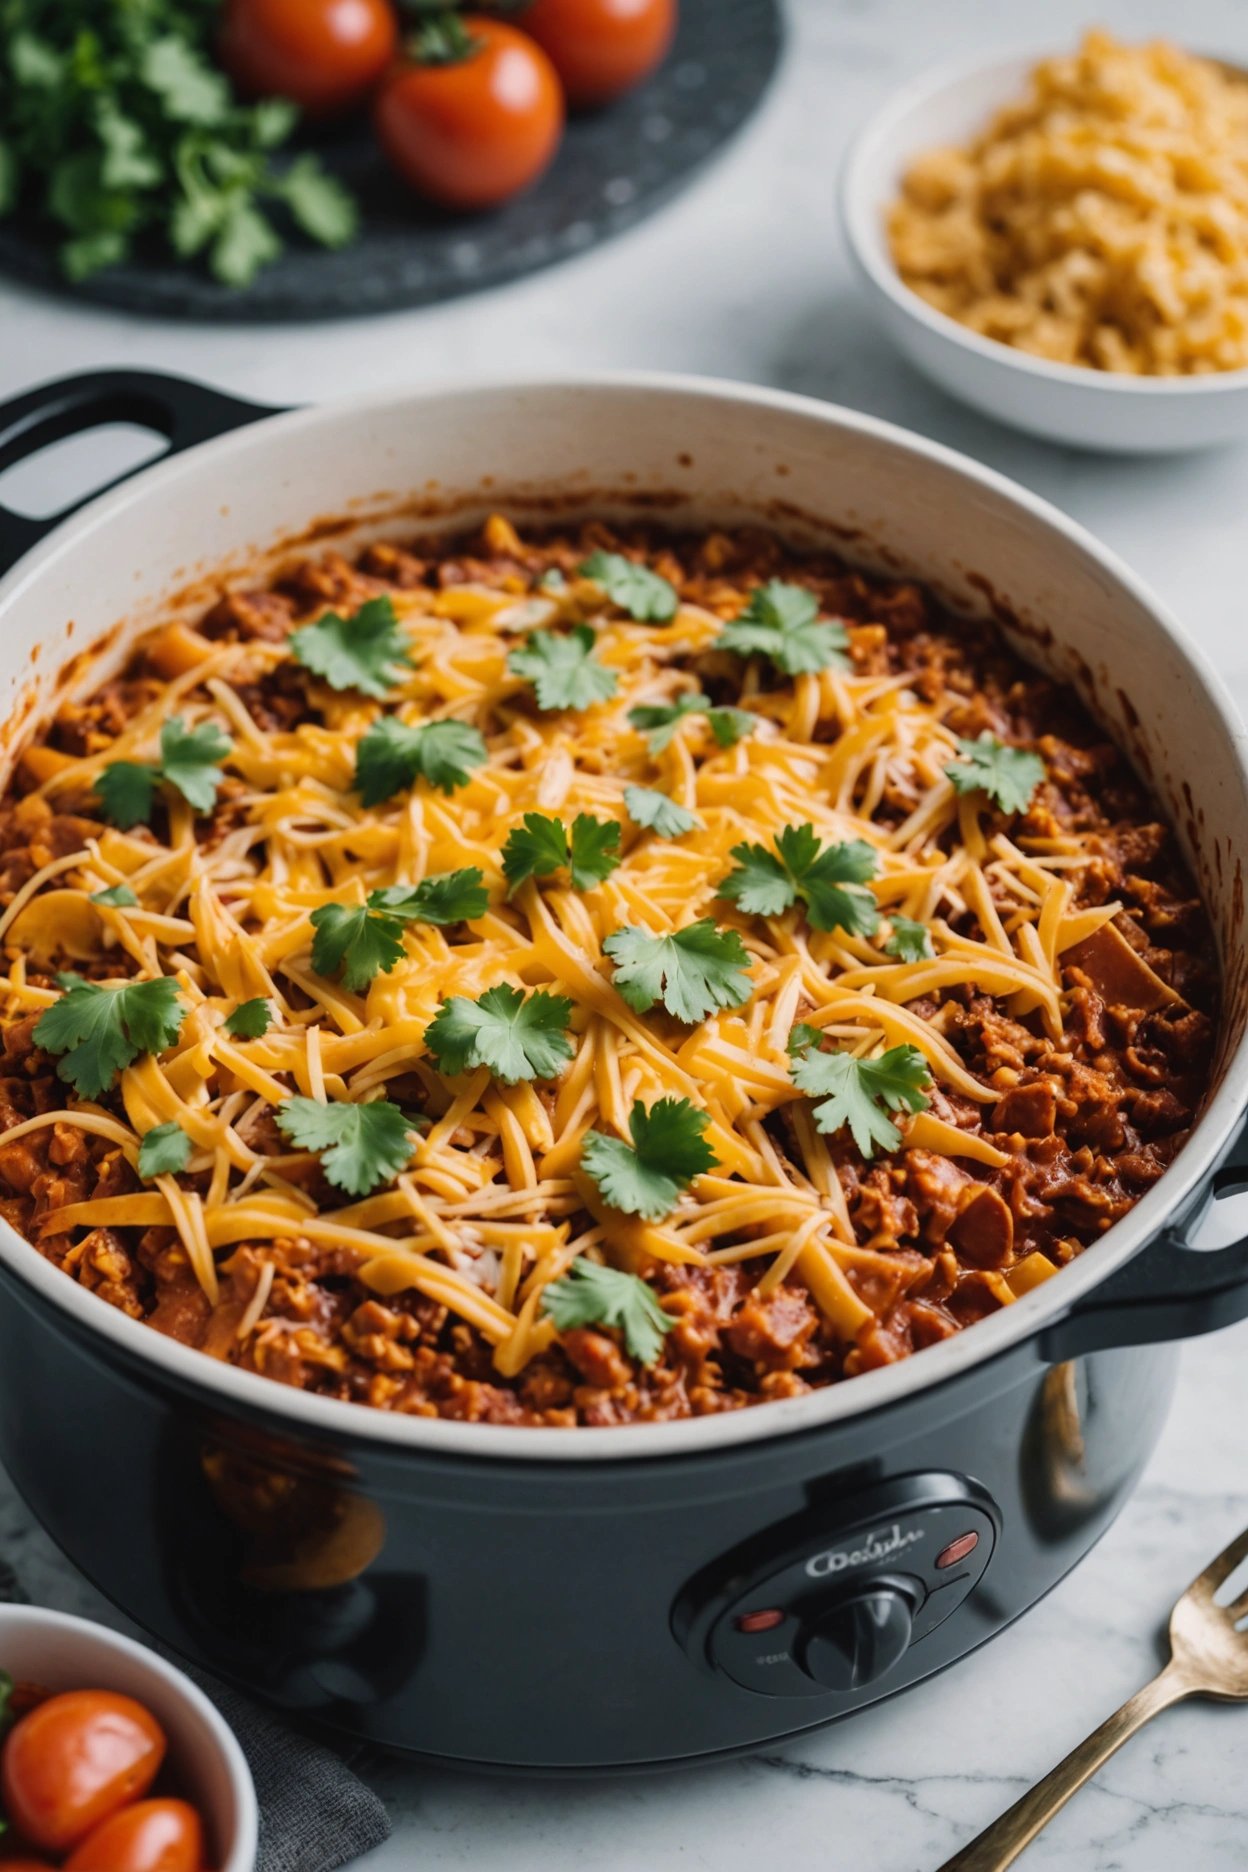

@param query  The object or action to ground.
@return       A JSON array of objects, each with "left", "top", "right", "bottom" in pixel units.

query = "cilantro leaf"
[
  {"left": 508, "top": 626, "right": 618, "bottom": 711},
  {"left": 568, "top": 816, "right": 622, "bottom": 890},
  {"left": 424, "top": 985, "right": 575, "bottom": 1084},
  {"left": 224, "top": 998, "right": 272, "bottom": 1039},
  {"left": 94, "top": 99, "right": 161, "bottom": 191},
  {"left": 310, "top": 903, "right": 401, "bottom": 993},
  {"left": 704, "top": 706, "right": 758, "bottom": 747},
  {"left": 159, "top": 717, "right": 231, "bottom": 813},
  {"left": 34, "top": 976, "right": 185, "bottom": 1100},
  {"left": 501, "top": 813, "right": 570, "bottom": 895},
  {"left": 945, "top": 734, "right": 1045, "bottom": 815},
  {"left": 541, "top": 1258, "right": 676, "bottom": 1366},
  {"left": 604, "top": 921, "right": 753, "bottom": 1025},
  {"left": 786, "top": 1022, "right": 823, "bottom": 1057},
  {"left": 355, "top": 716, "right": 488, "bottom": 806},
  {"left": 273, "top": 154, "right": 357, "bottom": 249},
  {"left": 627, "top": 692, "right": 757, "bottom": 755},
  {"left": 581, "top": 1097, "right": 717, "bottom": 1220},
  {"left": 276, "top": 1096, "right": 416, "bottom": 1196},
  {"left": 93, "top": 717, "right": 230, "bottom": 826},
  {"left": 290, "top": 596, "right": 414, "bottom": 699},
  {"left": 789, "top": 1036, "right": 932, "bottom": 1158},
  {"left": 623, "top": 786, "right": 702, "bottom": 838},
  {"left": 369, "top": 871, "right": 489, "bottom": 926},
  {"left": 312, "top": 875, "right": 489, "bottom": 992},
  {"left": 579, "top": 550, "right": 679, "bottom": 623},
  {"left": 90, "top": 884, "right": 138, "bottom": 908},
  {"left": 718, "top": 582, "right": 851, "bottom": 677},
  {"left": 138, "top": 1120, "right": 192, "bottom": 1180},
  {"left": 719, "top": 825, "right": 880, "bottom": 936},
  {"left": 501, "top": 812, "right": 620, "bottom": 894},
  {"left": 94, "top": 761, "right": 157, "bottom": 828},
  {"left": 883, "top": 915, "right": 934, "bottom": 963},
  {"left": 140, "top": 36, "right": 230, "bottom": 126}
]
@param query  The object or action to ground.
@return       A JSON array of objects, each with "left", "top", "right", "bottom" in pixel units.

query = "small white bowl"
[
  {"left": 840, "top": 47, "right": 1248, "bottom": 452},
  {"left": 0, "top": 1603, "right": 257, "bottom": 1871}
]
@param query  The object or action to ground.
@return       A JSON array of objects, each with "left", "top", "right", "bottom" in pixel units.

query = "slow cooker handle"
[
  {"left": 1043, "top": 1128, "right": 1248, "bottom": 1361},
  {"left": 0, "top": 369, "right": 276, "bottom": 577}
]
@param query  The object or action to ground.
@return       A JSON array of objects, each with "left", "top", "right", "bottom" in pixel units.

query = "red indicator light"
[
  {"left": 935, "top": 1531, "right": 979, "bottom": 1570},
  {"left": 737, "top": 1608, "right": 785, "bottom": 1634}
]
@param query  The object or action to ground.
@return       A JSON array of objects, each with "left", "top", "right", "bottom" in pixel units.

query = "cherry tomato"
[
  {"left": 375, "top": 17, "right": 564, "bottom": 211},
  {"left": 518, "top": 0, "right": 676, "bottom": 107},
  {"left": 220, "top": 0, "right": 398, "bottom": 118},
  {"left": 1, "top": 1690, "right": 166, "bottom": 1854},
  {"left": 64, "top": 1799, "right": 204, "bottom": 1872}
]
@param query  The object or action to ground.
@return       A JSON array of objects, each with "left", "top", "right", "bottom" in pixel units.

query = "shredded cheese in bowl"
[{"left": 888, "top": 29, "right": 1248, "bottom": 375}]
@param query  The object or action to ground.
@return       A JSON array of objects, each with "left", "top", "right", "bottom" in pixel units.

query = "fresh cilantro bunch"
[
  {"left": 94, "top": 715, "right": 231, "bottom": 826},
  {"left": 276, "top": 1095, "right": 416, "bottom": 1196},
  {"left": 34, "top": 972, "right": 185, "bottom": 1098},
  {"left": 718, "top": 582, "right": 851, "bottom": 677},
  {"left": 627, "top": 692, "right": 757, "bottom": 755},
  {"left": 623, "top": 786, "right": 702, "bottom": 838},
  {"left": 508, "top": 627, "right": 618, "bottom": 711},
  {"left": 945, "top": 733, "right": 1045, "bottom": 815},
  {"left": 580, "top": 1097, "right": 717, "bottom": 1220},
  {"left": 579, "top": 551, "right": 679, "bottom": 623},
  {"left": 137, "top": 1119, "right": 192, "bottom": 1179},
  {"left": 355, "top": 715, "right": 487, "bottom": 807},
  {"left": 0, "top": 1, "right": 357, "bottom": 285},
  {"left": 290, "top": 596, "right": 414, "bottom": 699},
  {"left": 540, "top": 1257, "right": 676, "bottom": 1365},
  {"left": 501, "top": 812, "right": 620, "bottom": 894},
  {"left": 788, "top": 1029, "right": 932, "bottom": 1158},
  {"left": 604, "top": 920, "right": 753, "bottom": 1025},
  {"left": 311, "top": 873, "right": 487, "bottom": 992},
  {"left": 883, "top": 915, "right": 934, "bottom": 963},
  {"left": 720, "top": 825, "right": 880, "bottom": 936},
  {"left": 424, "top": 984, "right": 575, "bottom": 1084}
]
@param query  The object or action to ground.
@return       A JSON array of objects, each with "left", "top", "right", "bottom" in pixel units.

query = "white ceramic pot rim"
[
  {"left": 839, "top": 45, "right": 1248, "bottom": 400},
  {"left": 0, "top": 369, "right": 1244, "bottom": 1464},
  {"left": 0, "top": 1602, "right": 258, "bottom": 1872}
]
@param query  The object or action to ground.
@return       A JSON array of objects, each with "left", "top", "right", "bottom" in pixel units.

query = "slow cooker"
[{"left": 0, "top": 368, "right": 1247, "bottom": 1770}]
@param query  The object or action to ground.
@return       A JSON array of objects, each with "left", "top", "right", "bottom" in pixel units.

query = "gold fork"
[{"left": 936, "top": 1522, "right": 1248, "bottom": 1871}]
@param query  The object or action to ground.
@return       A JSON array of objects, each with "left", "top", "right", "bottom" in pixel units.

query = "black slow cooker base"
[{"left": 0, "top": 1250, "right": 1181, "bottom": 1768}]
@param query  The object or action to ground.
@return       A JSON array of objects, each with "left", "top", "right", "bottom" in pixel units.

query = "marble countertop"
[{"left": 4, "top": 0, "right": 1248, "bottom": 1865}]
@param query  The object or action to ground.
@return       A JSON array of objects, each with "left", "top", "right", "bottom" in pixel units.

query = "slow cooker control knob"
[{"left": 801, "top": 1582, "right": 916, "bottom": 1691}]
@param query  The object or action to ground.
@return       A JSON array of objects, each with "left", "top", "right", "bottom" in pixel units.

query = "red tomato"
[
  {"left": 375, "top": 17, "right": 564, "bottom": 211},
  {"left": 220, "top": 0, "right": 398, "bottom": 117},
  {"left": 64, "top": 1799, "right": 204, "bottom": 1872},
  {"left": 1, "top": 1690, "right": 166, "bottom": 1854},
  {"left": 518, "top": 0, "right": 676, "bottom": 107}
]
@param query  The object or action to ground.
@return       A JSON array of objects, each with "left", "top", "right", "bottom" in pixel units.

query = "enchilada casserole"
[{"left": 0, "top": 518, "right": 1217, "bottom": 1425}]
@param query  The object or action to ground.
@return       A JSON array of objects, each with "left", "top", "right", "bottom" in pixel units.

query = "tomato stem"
[{"left": 408, "top": 12, "right": 483, "bottom": 65}]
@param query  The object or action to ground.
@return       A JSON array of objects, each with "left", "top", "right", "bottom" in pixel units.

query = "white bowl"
[
  {"left": 0, "top": 1603, "right": 257, "bottom": 1871},
  {"left": 839, "top": 47, "right": 1248, "bottom": 453}
]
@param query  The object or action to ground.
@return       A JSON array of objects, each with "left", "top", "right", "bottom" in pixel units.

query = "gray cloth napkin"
[{"left": 0, "top": 1559, "right": 391, "bottom": 1872}]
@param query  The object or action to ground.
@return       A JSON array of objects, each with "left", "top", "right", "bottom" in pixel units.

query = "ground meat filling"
[{"left": 0, "top": 519, "right": 1218, "bottom": 1426}]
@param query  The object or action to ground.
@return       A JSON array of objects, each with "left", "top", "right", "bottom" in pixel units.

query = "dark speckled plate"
[{"left": 0, "top": 0, "right": 781, "bottom": 323}]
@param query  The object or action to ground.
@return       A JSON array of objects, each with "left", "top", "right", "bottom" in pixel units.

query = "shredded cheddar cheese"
[{"left": 0, "top": 515, "right": 1183, "bottom": 1398}]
